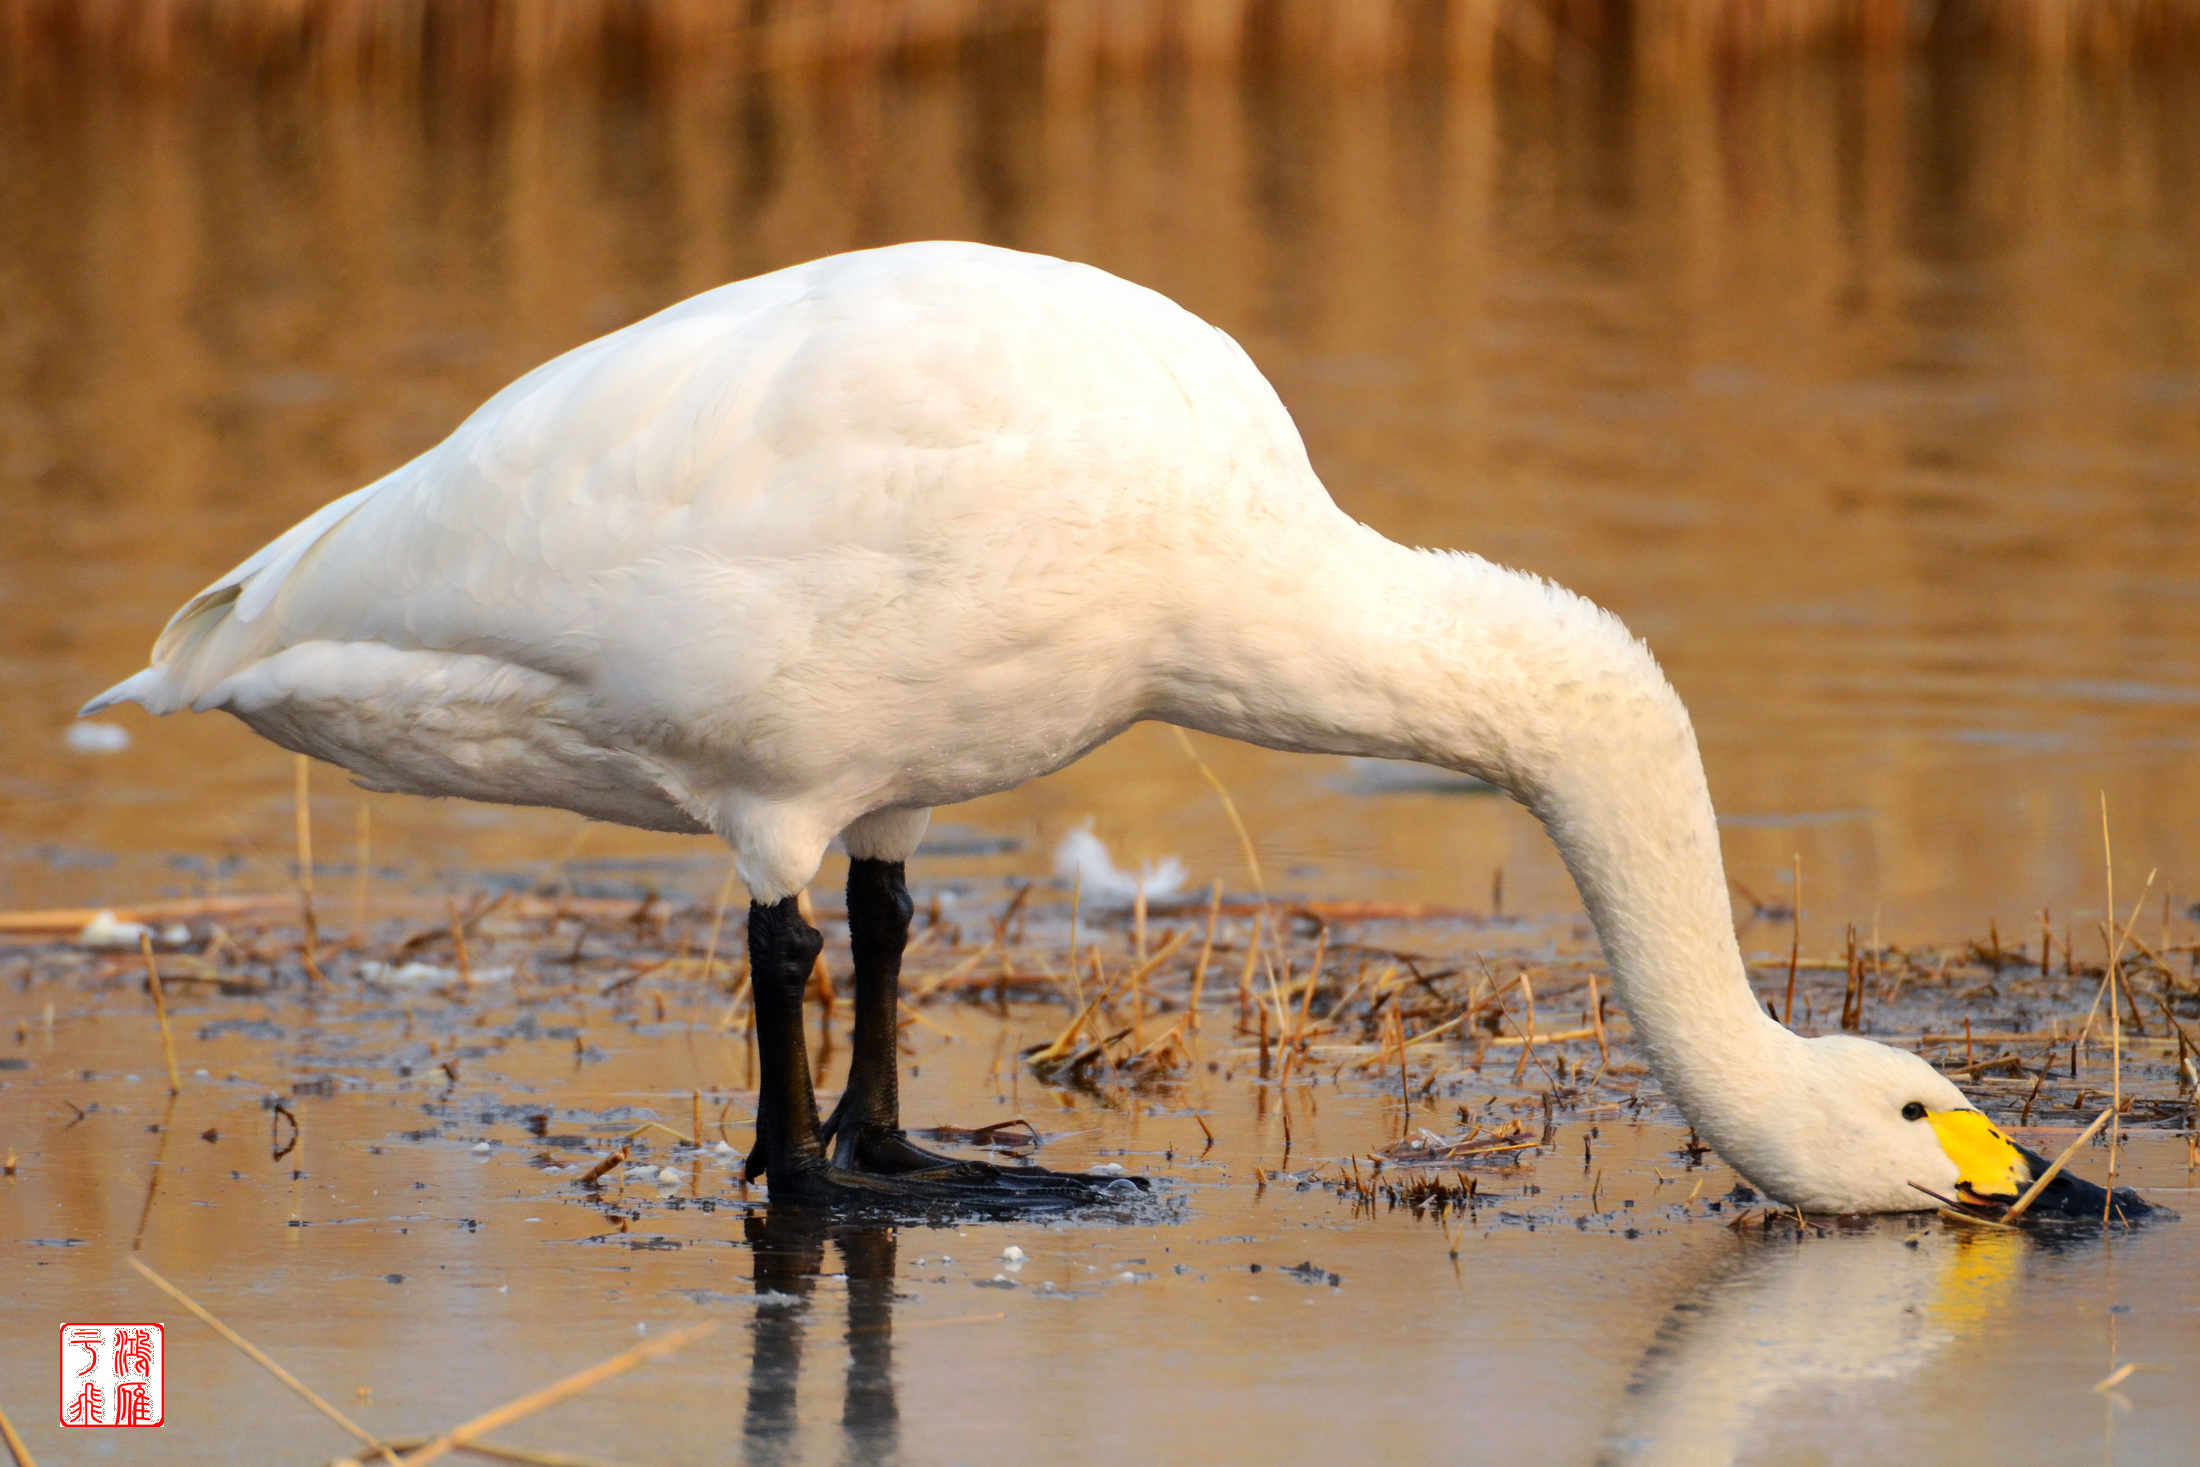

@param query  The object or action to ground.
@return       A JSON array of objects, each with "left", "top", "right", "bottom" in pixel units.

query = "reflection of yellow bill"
[
  {"left": 1926, "top": 1109, "right": 2030, "bottom": 1206},
  {"left": 1933, "top": 1225, "right": 2024, "bottom": 1331}
]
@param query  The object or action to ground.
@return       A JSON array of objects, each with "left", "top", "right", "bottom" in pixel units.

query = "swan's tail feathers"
[
  {"left": 81, "top": 478, "right": 383, "bottom": 719},
  {"left": 78, "top": 583, "right": 242, "bottom": 717},
  {"left": 78, "top": 666, "right": 169, "bottom": 718}
]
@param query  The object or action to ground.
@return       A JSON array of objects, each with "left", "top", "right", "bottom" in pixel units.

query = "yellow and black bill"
[{"left": 1924, "top": 1108, "right": 2168, "bottom": 1223}]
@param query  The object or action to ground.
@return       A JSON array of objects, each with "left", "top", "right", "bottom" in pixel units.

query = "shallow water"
[
  {"left": 3, "top": 928, "right": 2195, "bottom": 1466},
  {"left": 6, "top": 48, "right": 2200, "bottom": 1467}
]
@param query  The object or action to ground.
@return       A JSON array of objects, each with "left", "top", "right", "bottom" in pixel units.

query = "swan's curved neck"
[{"left": 1159, "top": 525, "right": 1798, "bottom": 1144}]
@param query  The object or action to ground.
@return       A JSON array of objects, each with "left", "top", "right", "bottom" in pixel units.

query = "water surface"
[
  {"left": 5, "top": 56, "right": 2200, "bottom": 942},
  {"left": 4, "top": 51, "right": 2200, "bottom": 1467}
]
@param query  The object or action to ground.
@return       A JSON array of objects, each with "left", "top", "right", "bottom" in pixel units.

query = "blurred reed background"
[
  {"left": 6, "top": 0, "right": 2200, "bottom": 85},
  {"left": 5, "top": 0, "right": 2199, "bottom": 935}
]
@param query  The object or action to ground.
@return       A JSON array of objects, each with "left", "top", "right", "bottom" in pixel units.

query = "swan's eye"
[{"left": 1901, "top": 1101, "right": 1927, "bottom": 1122}]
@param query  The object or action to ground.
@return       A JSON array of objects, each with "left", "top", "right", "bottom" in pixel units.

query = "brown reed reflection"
[
  {"left": 8, "top": 0, "right": 2200, "bottom": 86},
  {"left": 7, "top": 48, "right": 2199, "bottom": 934}
]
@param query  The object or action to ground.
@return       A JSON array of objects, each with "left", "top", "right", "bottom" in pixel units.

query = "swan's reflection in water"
[
  {"left": 1604, "top": 1222, "right": 2031, "bottom": 1465},
  {"left": 742, "top": 1206, "right": 901, "bottom": 1467}
]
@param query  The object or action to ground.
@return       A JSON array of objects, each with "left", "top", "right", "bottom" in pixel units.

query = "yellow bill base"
[{"left": 1927, "top": 1108, "right": 2031, "bottom": 1203}]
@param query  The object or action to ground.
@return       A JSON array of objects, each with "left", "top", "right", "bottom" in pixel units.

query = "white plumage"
[{"left": 87, "top": 241, "right": 2059, "bottom": 1214}]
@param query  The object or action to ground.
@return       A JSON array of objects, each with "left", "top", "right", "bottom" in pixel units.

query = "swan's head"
[{"left": 1752, "top": 1036, "right": 2156, "bottom": 1219}]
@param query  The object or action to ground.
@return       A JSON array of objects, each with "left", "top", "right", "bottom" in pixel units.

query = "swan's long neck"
[{"left": 1159, "top": 522, "right": 1800, "bottom": 1152}]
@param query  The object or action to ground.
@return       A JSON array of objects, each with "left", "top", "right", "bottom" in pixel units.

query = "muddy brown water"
[{"left": 5, "top": 48, "right": 2200, "bottom": 1467}]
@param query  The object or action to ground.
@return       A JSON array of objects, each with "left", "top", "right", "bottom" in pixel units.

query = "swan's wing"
[
  {"left": 83, "top": 241, "right": 1321, "bottom": 722},
  {"left": 80, "top": 258, "right": 827, "bottom": 717}
]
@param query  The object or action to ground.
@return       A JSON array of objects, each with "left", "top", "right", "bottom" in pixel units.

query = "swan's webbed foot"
[
  {"left": 765, "top": 1153, "right": 1147, "bottom": 1216},
  {"left": 744, "top": 866, "right": 1149, "bottom": 1214}
]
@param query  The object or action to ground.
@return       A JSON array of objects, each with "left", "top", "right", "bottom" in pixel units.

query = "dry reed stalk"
[
  {"left": 130, "top": 1095, "right": 176, "bottom": 1252},
  {"left": 127, "top": 1257, "right": 400, "bottom": 1465},
  {"left": 1172, "top": 727, "right": 1267, "bottom": 897},
  {"left": 1586, "top": 970, "right": 1609, "bottom": 1065},
  {"left": 392, "top": 1439, "right": 629, "bottom": 1467},
  {"left": 1236, "top": 908, "right": 1262, "bottom": 1030},
  {"left": 2101, "top": 795, "right": 2123, "bottom": 1216},
  {"left": 910, "top": 931, "right": 1000, "bottom": 1001},
  {"left": 448, "top": 897, "right": 473, "bottom": 986},
  {"left": 1783, "top": 853, "right": 1801, "bottom": 1025},
  {"left": 139, "top": 932, "right": 181, "bottom": 1095},
  {"left": 1119, "top": 929, "right": 1188, "bottom": 1044},
  {"left": 1066, "top": 868, "right": 1085, "bottom": 1010},
  {"left": 1371, "top": 1005, "right": 1481, "bottom": 1058},
  {"left": 896, "top": 998, "right": 954, "bottom": 1040},
  {"left": 1273, "top": 929, "right": 1327, "bottom": 1084},
  {"left": 2073, "top": 873, "right": 2156, "bottom": 1048},
  {"left": 1510, "top": 971, "right": 1539, "bottom": 1085},
  {"left": 0, "top": 893, "right": 296, "bottom": 934},
  {"left": 293, "top": 755, "right": 325, "bottom": 987},
  {"left": 1486, "top": 1027, "right": 1597, "bottom": 1047},
  {"left": 393, "top": 1322, "right": 719, "bottom": 1466},
  {"left": 0, "top": 1400, "right": 34, "bottom": 1467},
  {"left": 1391, "top": 1007, "right": 1409, "bottom": 1136},
  {"left": 577, "top": 1146, "right": 628, "bottom": 1187},
  {"left": 1024, "top": 996, "right": 1104, "bottom": 1072},
  {"left": 1188, "top": 880, "right": 1222, "bottom": 1030},
  {"left": 2002, "top": 1106, "right": 2115, "bottom": 1223}
]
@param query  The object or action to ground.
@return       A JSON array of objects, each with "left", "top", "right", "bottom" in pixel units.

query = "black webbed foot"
[
  {"left": 765, "top": 1155, "right": 1149, "bottom": 1218},
  {"left": 747, "top": 860, "right": 1153, "bottom": 1215}
]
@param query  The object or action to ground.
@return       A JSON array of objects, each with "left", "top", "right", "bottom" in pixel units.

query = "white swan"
[{"left": 83, "top": 241, "right": 2127, "bottom": 1214}]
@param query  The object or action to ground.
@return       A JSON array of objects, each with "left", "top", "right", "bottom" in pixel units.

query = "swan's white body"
[{"left": 90, "top": 241, "right": 1986, "bottom": 1213}]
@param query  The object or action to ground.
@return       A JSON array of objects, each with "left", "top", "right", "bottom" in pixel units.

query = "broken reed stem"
[
  {"left": 127, "top": 1256, "right": 400, "bottom": 1465},
  {"left": 448, "top": 897, "right": 473, "bottom": 986},
  {"left": 1187, "top": 880, "right": 1221, "bottom": 1030},
  {"left": 2004, "top": 1106, "right": 2115, "bottom": 1223},
  {"left": 393, "top": 1322, "right": 720, "bottom": 1466},
  {"left": 0, "top": 1400, "right": 35, "bottom": 1467},
  {"left": 293, "top": 754, "right": 325, "bottom": 987},
  {"left": 139, "top": 932, "right": 181, "bottom": 1095}
]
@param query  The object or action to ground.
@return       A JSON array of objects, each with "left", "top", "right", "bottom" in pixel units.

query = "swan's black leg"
[
  {"left": 744, "top": 897, "right": 829, "bottom": 1186},
  {"left": 747, "top": 872, "right": 1148, "bottom": 1214},
  {"left": 821, "top": 858, "right": 998, "bottom": 1176}
]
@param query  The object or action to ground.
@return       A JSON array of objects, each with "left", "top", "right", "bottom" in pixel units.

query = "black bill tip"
[{"left": 2012, "top": 1145, "right": 2175, "bottom": 1225}]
